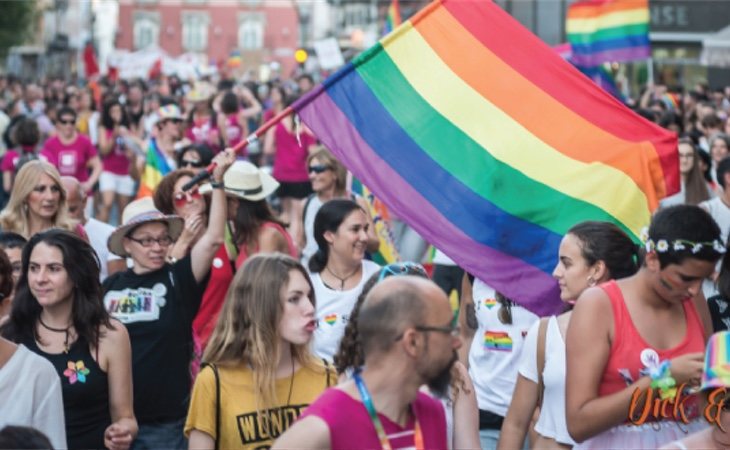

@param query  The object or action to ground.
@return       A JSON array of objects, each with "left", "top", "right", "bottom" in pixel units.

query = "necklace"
[
  {"left": 325, "top": 264, "right": 360, "bottom": 290},
  {"left": 353, "top": 372, "right": 423, "bottom": 450},
  {"left": 38, "top": 317, "right": 71, "bottom": 354}
]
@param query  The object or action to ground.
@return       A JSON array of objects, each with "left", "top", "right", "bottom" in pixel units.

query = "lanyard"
[{"left": 353, "top": 372, "right": 424, "bottom": 450}]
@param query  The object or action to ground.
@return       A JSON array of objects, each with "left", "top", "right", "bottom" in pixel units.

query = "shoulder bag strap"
[
  {"left": 322, "top": 358, "right": 333, "bottom": 387},
  {"left": 209, "top": 363, "right": 221, "bottom": 450},
  {"left": 536, "top": 317, "right": 548, "bottom": 408}
]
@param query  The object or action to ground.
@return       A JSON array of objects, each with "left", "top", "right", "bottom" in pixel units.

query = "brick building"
[{"left": 116, "top": 0, "right": 300, "bottom": 76}]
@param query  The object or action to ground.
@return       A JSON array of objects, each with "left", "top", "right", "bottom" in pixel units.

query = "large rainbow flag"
[
  {"left": 350, "top": 177, "right": 400, "bottom": 265},
  {"left": 293, "top": 0, "right": 678, "bottom": 315},
  {"left": 136, "top": 139, "right": 173, "bottom": 199},
  {"left": 567, "top": 0, "right": 651, "bottom": 67}
]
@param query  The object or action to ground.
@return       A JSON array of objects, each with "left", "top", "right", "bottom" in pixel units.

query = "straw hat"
[
  {"left": 199, "top": 160, "right": 279, "bottom": 201},
  {"left": 107, "top": 197, "right": 184, "bottom": 257},
  {"left": 185, "top": 82, "right": 215, "bottom": 103},
  {"left": 700, "top": 331, "right": 730, "bottom": 391}
]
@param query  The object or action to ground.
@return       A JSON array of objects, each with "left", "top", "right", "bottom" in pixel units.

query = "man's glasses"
[
  {"left": 181, "top": 159, "right": 204, "bottom": 168},
  {"left": 308, "top": 164, "right": 332, "bottom": 174},
  {"left": 377, "top": 262, "right": 428, "bottom": 282},
  {"left": 173, "top": 187, "right": 201, "bottom": 207},
  {"left": 415, "top": 324, "right": 461, "bottom": 337},
  {"left": 127, "top": 235, "right": 173, "bottom": 248}
]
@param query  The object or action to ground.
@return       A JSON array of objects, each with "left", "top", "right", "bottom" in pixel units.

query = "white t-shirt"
[
  {"left": 0, "top": 344, "right": 66, "bottom": 449},
  {"left": 301, "top": 194, "right": 324, "bottom": 267},
  {"left": 519, "top": 316, "right": 575, "bottom": 446},
  {"left": 84, "top": 218, "right": 122, "bottom": 282},
  {"left": 467, "top": 278, "right": 539, "bottom": 417},
  {"left": 310, "top": 259, "right": 381, "bottom": 361}
]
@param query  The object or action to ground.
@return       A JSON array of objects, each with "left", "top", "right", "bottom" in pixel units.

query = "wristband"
[
  {"left": 210, "top": 181, "right": 224, "bottom": 189},
  {"left": 649, "top": 360, "right": 677, "bottom": 400}
]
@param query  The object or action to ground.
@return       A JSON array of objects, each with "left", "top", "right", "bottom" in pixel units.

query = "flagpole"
[{"left": 181, "top": 106, "right": 294, "bottom": 191}]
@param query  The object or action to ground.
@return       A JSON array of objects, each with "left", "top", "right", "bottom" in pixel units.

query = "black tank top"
[{"left": 24, "top": 334, "right": 112, "bottom": 449}]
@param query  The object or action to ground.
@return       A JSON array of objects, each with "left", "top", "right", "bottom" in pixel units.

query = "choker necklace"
[
  {"left": 38, "top": 317, "right": 71, "bottom": 354},
  {"left": 325, "top": 265, "right": 360, "bottom": 290}
]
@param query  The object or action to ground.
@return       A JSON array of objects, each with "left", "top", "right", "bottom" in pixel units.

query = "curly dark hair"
[{"left": 0, "top": 229, "right": 110, "bottom": 348}]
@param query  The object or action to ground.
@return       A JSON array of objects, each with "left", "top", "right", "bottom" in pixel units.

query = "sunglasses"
[
  {"left": 308, "top": 164, "right": 332, "bottom": 174},
  {"left": 173, "top": 187, "right": 201, "bottom": 207},
  {"left": 181, "top": 159, "right": 204, "bottom": 168},
  {"left": 377, "top": 262, "right": 428, "bottom": 282},
  {"left": 58, "top": 119, "right": 75, "bottom": 125}
]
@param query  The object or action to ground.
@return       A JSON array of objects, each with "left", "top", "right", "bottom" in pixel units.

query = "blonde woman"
[
  {"left": 0, "top": 160, "right": 79, "bottom": 239},
  {"left": 185, "top": 254, "right": 335, "bottom": 449}
]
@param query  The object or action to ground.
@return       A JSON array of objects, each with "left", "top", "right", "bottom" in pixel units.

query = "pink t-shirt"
[
  {"left": 271, "top": 121, "right": 316, "bottom": 183},
  {"left": 101, "top": 129, "right": 129, "bottom": 175},
  {"left": 1, "top": 150, "right": 20, "bottom": 172},
  {"left": 185, "top": 116, "right": 220, "bottom": 153},
  {"left": 301, "top": 388, "right": 448, "bottom": 449},
  {"left": 41, "top": 134, "right": 97, "bottom": 182}
]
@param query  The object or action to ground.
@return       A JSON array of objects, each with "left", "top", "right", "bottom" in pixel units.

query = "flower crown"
[{"left": 640, "top": 227, "right": 726, "bottom": 255}]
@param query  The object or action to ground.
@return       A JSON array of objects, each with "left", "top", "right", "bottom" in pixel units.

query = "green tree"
[{"left": 0, "top": 0, "right": 37, "bottom": 57}]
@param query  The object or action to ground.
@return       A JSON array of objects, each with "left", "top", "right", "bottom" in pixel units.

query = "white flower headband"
[{"left": 640, "top": 227, "right": 727, "bottom": 255}]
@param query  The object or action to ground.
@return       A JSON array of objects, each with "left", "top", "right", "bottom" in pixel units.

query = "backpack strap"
[{"left": 536, "top": 317, "right": 548, "bottom": 408}]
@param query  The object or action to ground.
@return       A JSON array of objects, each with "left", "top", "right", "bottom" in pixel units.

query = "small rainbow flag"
[
  {"left": 566, "top": 0, "right": 651, "bottom": 67},
  {"left": 383, "top": 0, "right": 403, "bottom": 35},
  {"left": 137, "top": 138, "right": 173, "bottom": 199},
  {"left": 484, "top": 331, "right": 513, "bottom": 352},
  {"left": 293, "top": 0, "right": 677, "bottom": 315}
]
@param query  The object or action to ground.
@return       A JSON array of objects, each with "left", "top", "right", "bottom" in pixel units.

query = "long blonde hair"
[
  {"left": 203, "top": 254, "right": 320, "bottom": 420},
  {"left": 307, "top": 146, "right": 348, "bottom": 195},
  {"left": 0, "top": 161, "right": 75, "bottom": 237}
]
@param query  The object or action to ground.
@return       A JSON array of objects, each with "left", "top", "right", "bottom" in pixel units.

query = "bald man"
[
  {"left": 61, "top": 176, "right": 126, "bottom": 281},
  {"left": 273, "top": 276, "right": 460, "bottom": 450}
]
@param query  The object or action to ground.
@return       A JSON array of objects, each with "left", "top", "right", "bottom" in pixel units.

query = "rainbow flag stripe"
[
  {"left": 293, "top": 0, "right": 677, "bottom": 315},
  {"left": 350, "top": 178, "right": 400, "bottom": 265},
  {"left": 384, "top": 0, "right": 403, "bottom": 35},
  {"left": 567, "top": 0, "right": 651, "bottom": 66},
  {"left": 484, "top": 331, "right": 513, "bottom": 352},
  {"left": 137, "top": 139, "right": 173, "bottom": 199}
]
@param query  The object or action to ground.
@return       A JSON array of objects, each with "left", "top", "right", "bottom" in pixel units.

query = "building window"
[
  {"left": 181, "top": 12, "right": 210, "bottom": 52},
  {"left": 239, "top": 0, "right": 262, "bottom": 5},
  {"left": 133, "top": 11, "right": 160, "bottom": 50},
  {"left": 238, "top": 13, "right": 265, "bottom": 50}
]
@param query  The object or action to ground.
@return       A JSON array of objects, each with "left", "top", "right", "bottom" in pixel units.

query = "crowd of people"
[{"left": 2, "top": 72, "right": 730, "bottom": 450}]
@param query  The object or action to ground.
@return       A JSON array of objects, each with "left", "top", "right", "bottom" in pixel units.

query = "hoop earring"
[{"left": 587, "top": 276, "right": 597, "bottom": 287}]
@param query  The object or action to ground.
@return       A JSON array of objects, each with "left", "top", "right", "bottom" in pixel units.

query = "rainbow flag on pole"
[
  {"left": 136, "top": 139, "right": 173, "bottom": 199},
  {"left": 567, "top": 0, "right": 651, "bottom": 67},
  {"left": 383, "top": 0, "right": 403, "bottom": 35},
  {"left": 293, "top": 0, "right": 677, "bottom": 315}
]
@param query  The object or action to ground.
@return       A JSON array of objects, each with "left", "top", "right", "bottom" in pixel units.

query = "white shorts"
[{"left": 99, "top": 171, "right": 136, "bottom": 197}]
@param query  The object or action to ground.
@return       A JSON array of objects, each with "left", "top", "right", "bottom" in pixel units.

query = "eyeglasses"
[
  {"left": 173, "top": 187, "right": 201, "bottom": 207},
  {"left": 377, "top": 262, "right": 428, "bottom": 282},
  {"left": 395, "top": 320, "right": 460, "bottom": 341},
  {"left": 415, "top": 324, "right": 461, "bottom": 337},
  {"left": 58, "top": 119, "right": 75, "bottom": 125},
  {"left": 308, "top": 164, "right": 332, "bottom": 174},
  {"left": 127, "top": 235, "right": 173, "bottom": 248},
  {"left": 181, "top": 159, "right": 204, "bottom": 168}
]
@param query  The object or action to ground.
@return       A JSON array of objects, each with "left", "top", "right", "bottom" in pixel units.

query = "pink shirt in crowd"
[
  {"left": 301, "top": 388, "right": 448, "bottom": 449},
  {"left": 101, "top": 129, "right": 130, "bottom": 175},
  {"left": 41, "top": 134, "right": 97, "bottom": 182},
  {"left": 271, "top": 121, "right": 316, "bottom": 183}
]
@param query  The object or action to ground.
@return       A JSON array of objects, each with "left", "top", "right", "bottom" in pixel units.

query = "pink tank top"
[
  {"left": 235, "top": 221, "right": 298, "bottom": 269},
  {"left": 598, "top": 280, "right": 705, "bottom": 420},
  {"left": 224, "top": 114, "right": 245, "bottom": 152},
  {"left": 301, "top": 388, "right": 448, "bottom": 450}
]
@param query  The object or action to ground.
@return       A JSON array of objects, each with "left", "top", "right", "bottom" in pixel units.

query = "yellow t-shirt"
[{"left": 185, "top": 361, "right": 335, "bottom": 450}]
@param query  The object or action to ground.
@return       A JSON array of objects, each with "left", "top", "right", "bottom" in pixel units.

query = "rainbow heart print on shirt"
[
  {"left": 324, "top": 314, "right": 338, "bottom": 326},
  {"left": 484, "top": 331, "right": 513, "bottom": 352},
  {"left": 483, "top": 298, "right": 497, "bottom": 309}
]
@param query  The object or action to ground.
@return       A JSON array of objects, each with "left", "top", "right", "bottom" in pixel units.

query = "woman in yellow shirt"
[{"left": 185, "top": 253, "right": 335, "bottom": 449}]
